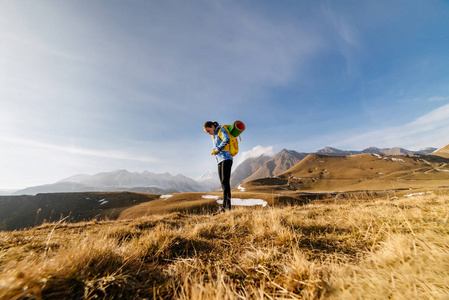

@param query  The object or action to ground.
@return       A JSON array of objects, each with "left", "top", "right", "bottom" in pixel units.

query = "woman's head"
[{"left": 204, "top": 121, "right": 219, "bottom": 135}]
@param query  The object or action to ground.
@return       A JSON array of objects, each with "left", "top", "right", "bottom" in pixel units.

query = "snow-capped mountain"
[
  {"left": 316, "top": 146, "right": 438, "bottom": 156},
  {"left": 14, "top": 170, "right": 209, "bottom": 195},
  {"left": 196, "top": 171, "right": 220, "bottom": 191},
  {"left": 316, "top": 147, "right": 359, "bottom": 156}
]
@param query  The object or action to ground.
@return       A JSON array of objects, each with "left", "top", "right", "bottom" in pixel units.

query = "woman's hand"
[{"left": 212, "top": 149, "right": 219, "bottom": 155}]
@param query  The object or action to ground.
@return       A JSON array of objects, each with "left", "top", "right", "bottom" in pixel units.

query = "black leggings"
[{"left": 218, "top": 159, "right": 233, "bottom": 210}]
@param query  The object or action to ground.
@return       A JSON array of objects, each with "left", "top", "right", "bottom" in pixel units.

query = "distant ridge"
[
  {"left": 316, "top": 147, "right": 359, "bottom": 156},
  {"left": 316, "top": 146, "right": 437, "bottom": 156},
  {"left": 14, "top": 170, "right": 208, "bottom": 195}
]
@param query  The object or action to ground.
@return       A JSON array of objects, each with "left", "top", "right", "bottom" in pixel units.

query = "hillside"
[
  {"left": 433, "top": 143, "right": 449, "bottom": 158},
  {"left": 0, "top": 192, "right": 160, "bottom": 231},
  {"left": 277, "top": 153, "right": 449, "bottom": 191},
  {"left": 1, "top": 191, "right": 448, "bottom": 299}
]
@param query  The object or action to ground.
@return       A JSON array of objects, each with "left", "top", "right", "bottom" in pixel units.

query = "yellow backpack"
[
  {"left": 211, "top": 125, "right": 240, "bottom": 157},
  {"left": 219, "top": 125, "right": 239, "bottom": 157}
]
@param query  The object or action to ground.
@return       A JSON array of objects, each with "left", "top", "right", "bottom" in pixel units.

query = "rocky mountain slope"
[
  {"left": 230, "top": 154, "right": 271, "bottom": 187},
  {"left": 242, "top": 149, "right": 308, "bottom": 183}
]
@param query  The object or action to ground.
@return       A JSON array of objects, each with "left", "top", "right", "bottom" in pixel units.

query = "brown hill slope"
[
  {"left": 117, "top": 190, "right": 314, "bottom": 220},
  {"left": 277, "top": 153, "right": 449, "bottom": 191},
  {"left": 432, "top": 143, "right": 449, "bottom": 158}
]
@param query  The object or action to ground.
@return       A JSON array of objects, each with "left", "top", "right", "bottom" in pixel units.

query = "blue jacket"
[{"left": 213, "top": 125, "right": 233, "bottom": 164}]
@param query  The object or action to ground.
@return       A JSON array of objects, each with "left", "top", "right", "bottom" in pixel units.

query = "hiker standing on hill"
[{"left": 204, "top": 121, "right": 232, "bottom": 215}]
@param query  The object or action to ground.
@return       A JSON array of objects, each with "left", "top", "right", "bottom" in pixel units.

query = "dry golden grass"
[{"left": 1, "top": 191, "right": 448, "bottom": 299}]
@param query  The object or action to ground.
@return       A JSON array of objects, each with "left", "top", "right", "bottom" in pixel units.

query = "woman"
[{"left": 204, "top": 121, "right": 233, "bottom": 215}]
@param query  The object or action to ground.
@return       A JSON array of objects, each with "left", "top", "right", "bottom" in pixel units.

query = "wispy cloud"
[
  {"left": 428, "top": 96, "right": 449, "bottom": 102},
  {"left": 0, "top": 136, "right": 158, "bottom": 163},
  {"left": 398, "top": 96, "right": 449, "bottom": 103},
  {"left": 320, "top": 3, "right": 362, "bottom": 75},
  {"left": 333, "top": 102, "right": 449, "bottom": 150},
  {"left": 236, "top": 145, "right": 275, "bottom": 166}
]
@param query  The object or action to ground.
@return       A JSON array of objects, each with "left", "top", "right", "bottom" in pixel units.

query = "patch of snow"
[
  {"left": 390, "top": 196, "right": 399, "bottom": 200},
  {"left": 372, "top": 154, "right": 382, "bottom": 159},
  {"left": 159, "top": 195, "right": 173, "bottom": 200},
  {"left": 404, "top": 191, "right": 434, "bottom": 198},
  {"left": 419, "top": 159, "right": 431, "bottom": 165},
  {"left": 98, "top": 199, "right": 108, "bottom": 205},
  {"left": 237, "top": 185, "right": 246, "bottom": 192},
  {"left": 216, "top": 198, "right": 267, "bottom": 207},
  {"left": 391, "top": 158, "right": 405, "bottom": 162},
  {"left": 202, "top": 195, "right": 220, "bottom": 199}
]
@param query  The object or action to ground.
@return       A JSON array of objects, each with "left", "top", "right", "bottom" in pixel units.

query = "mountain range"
[
  {"left": 13, "top": 170, "right": 208, "bottom": 195},
  {"left": 229, "top": 146, "right": 438, "bottom": 188},
  {"left": 9, "top": 145, "right": 440, "bottom": 195},
  {"left": 315, "top": 146, "right": 437, "bottom": 156},
  {"left": 2, "top": 143, "right": 449, "bottom": 230}
]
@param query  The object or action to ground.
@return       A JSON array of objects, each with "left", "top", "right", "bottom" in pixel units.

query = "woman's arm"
[{"left": 215, "top": 127, "right": 230, "bottom": 152}]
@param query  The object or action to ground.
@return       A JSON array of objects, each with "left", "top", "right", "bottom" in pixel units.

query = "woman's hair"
[{"left": 204, "top": 121, "right": 219, "bottom": 128}]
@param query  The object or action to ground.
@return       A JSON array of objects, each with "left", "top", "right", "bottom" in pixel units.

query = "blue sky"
[{"left": 1, "top": 0, "right": 449, "bottom": 189}]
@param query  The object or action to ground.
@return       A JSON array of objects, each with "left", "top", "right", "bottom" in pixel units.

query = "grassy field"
[{"left": 1, "top": 191, "right": 448, "bottom": 299}]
